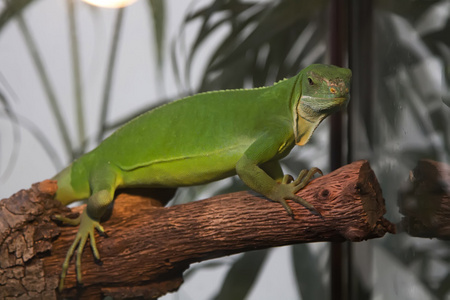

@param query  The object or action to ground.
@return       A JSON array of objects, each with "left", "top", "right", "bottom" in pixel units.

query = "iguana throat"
[{"left": 294, "top": 95, "right": 328, "bottom": 146}]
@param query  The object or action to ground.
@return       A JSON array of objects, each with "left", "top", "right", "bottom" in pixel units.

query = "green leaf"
[
  {"left": 0, "top": 93, "right": 63, "bottom": 171},
  {"left": 176, "top": 0, "right": 328, "bottom": 93},
  {"left": 0, "top": 0, "right": 37, "bottom": 32},
  {"left": 213, "top": 250, "right": 269, "bottom": 300},
  {"left": 147, "top": 0, "right": 165, "bottom": 69},
  {"left": 97, "top": 8, "right": 124, "bottom": 143},
  {"left": 0, "top": 88, "right": 20, "bottom": 180},
  {"left": 292, "top": 244, "right": 327, "bottom": 299},
  {"left": 207, "top": 0, "right": 326, "bottom": 72},
  {"left": 15, "top": 11, "right": 74, "bottom": 158}
]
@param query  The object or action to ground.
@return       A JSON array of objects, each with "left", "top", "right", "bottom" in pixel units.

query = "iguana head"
[{"left": 294, "top": 64, "right": 352, "bottom": 145}]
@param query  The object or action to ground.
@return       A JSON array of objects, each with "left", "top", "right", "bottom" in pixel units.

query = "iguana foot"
[
  {"left": 56, "top": 210, "right": 104, "bottom": 291},
  {"left": 275, "top": 167, "right": 323, "bottom": 216},
  {"left": 54, "top": 211, "right": 80, "bottom": 225}
]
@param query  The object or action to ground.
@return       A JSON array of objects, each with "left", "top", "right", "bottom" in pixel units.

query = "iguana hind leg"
[{"left": 56, "top": 172, "right": 117, "bottom": 291}]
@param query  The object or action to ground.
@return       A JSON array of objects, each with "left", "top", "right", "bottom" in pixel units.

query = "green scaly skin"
[{"left": 53, "top": 64, "right": 352, "bottom": 290}]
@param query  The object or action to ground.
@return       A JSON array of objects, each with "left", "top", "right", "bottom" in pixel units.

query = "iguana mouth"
[
  {"left": 300, "top": 96, "right": 349, "bottom": 112},
  {"left": 301, "top": 95, "right": 347, "bottom": 102},
  {"left": 332, "top": 97, "right": 349, "bottom": 107}
]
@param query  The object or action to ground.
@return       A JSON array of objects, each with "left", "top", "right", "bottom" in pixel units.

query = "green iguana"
[{"left": 53, "top": 64, "right": 352, "bottom": 290}]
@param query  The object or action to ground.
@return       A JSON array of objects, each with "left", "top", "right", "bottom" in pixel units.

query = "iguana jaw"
[
  {"left": 293, "top": 94, "right": 349, "bottom": 146},
  {"left": 299, "top": 95, "right": 349, "bottom": 113}
]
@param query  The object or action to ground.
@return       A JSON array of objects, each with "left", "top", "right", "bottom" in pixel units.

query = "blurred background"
[{"left": 1, "top": 0, "right": 450, "bottom": 299}]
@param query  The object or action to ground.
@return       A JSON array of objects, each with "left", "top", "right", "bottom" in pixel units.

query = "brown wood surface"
[{"left": 0, "top": 160, "right": 394, "bottom": 299}]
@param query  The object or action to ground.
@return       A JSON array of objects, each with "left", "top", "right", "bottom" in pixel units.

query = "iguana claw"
[
  {"left": 55, "top": 210, "right": 104, "bottom": 291},
  {"left": 274, "top": 167, "right": 323, "bottom": 216}
]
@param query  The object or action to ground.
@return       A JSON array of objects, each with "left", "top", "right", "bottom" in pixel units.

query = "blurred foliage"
[
  {"left": 0, "top": 88, "right": 20, "bottom": 180},
  {"left": 173, "top": 0, "right": 328, "bottom": 92},
  {"left": 292, "top": 244, "right": 328, "bottom": 299},
  {"left": 368, "top": 1, "right": 450, "bottom": 299},
  {"left": 0, "top": 0, "right": 165, "bottom": 163},
  {"left": 212, "top": 250, "right": 269, "bottom": 300},
  {"left": 147, "top": 0, "right": 165, "bottom": 70},
  {"left": 0, "top": 0, "right": 35, "bottom": 31}
]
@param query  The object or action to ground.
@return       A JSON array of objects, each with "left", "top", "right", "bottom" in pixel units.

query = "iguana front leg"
[
  {"left": 236, "top": 133, "right": 322, "bottom": 216},
  {"left": 279, "top": 167, "right": 323, "bottom": 214}
]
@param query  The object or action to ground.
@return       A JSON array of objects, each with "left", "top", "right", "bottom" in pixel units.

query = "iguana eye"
[{"left": 308, "top": 78, "right": 314, "bottom": 85}]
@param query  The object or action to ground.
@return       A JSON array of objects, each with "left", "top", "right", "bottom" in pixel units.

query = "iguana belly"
[{"left": 118, "top": 145, "right": 246, "bottom": 188}]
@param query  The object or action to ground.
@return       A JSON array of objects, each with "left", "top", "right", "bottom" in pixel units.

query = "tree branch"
[{"left": 0, "top": 160, "right": 395, "bottom": 299}]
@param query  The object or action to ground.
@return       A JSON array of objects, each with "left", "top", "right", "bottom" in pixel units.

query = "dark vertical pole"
[
  {"left": 350, "top": 0, "right": 374, "bottom": 153},
  {"left": 329, "top": 1, "right": 349, "bottom": 300},
  {"left": 348, "top": 1, "right": 374, "bottom": 299},
  {"left": 329, "top": 0, "right": 349, "bottom": 165}
]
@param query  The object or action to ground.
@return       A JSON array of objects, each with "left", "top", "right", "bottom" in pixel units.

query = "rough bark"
[
  {"left": 398, "top": 159, "right": 450, "bottom": 239},
  {"left": 0, "top": 160, "right": 395, "bottom": 299}
]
